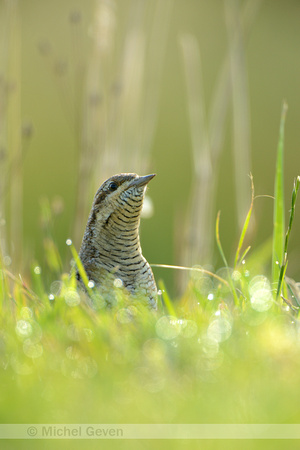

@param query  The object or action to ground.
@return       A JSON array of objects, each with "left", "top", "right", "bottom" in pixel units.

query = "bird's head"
[{"left": 90, "top": 173, "right": 156, "bottom": 227}]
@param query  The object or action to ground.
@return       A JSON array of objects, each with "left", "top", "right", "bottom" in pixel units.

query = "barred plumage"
[{"left": 78, "top": 173, "right": 157, "bottom": 307}]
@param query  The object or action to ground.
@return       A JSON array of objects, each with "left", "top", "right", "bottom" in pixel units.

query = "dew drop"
[
  {"left": 50, "top": 281, "right": 62, "bottom": 295},
  {"left": 23, "top": 340, "right": 43, "bottom": 359},
  {"left": 20, "top": 307, "right": 33, "bottom": 319},
  {"left": 249, "top": 276, "right": 273, "bottom": 312},
  {"left": 156, "top": 316, "right": 181, "bottom": 340},
  {"left": 34, "top": 266, "right": 41, "bottom": 275},
  {"left": 232, "top": 270, "right": 241, "bottom": 281},
  {"left": 64, "top": 288, "right": 80, "bottom": 307},
  {"left": 114, "top": 278, "right": 123, "bottom": 288},
  {"left": 16, "top": 320, "right": 32, "bottom": 338},
  {"left": 207, "top": 318, "right": 232, "bottom": 342}
]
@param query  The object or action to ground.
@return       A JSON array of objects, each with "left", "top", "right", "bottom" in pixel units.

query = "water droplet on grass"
[
  {"left": 155, "top": 316, "right": 181, "bottom": 340},
  {"left": 64, "top": 288, "right": 80, "bottom": 307},
  {"left": 16, "top": 320, "right": 32, "bottom": 338},
  {"left": 33, "top": 266, "right": 41, "bottom": 275},
  {"left": 20, "top": 307, "right": 33, "bottom": 319},
  {"left": 232, "top": 270, "right": 241, "bottom": 281},
  {"left": 114, "top": 278, "right": 123, "bottom": 288},
  {"left": 50, "top": 281, "right": 62, "bottom": 295},
  {"left": 201, "top": 336, "right": 219, "bottom": 357},
  {"left": 23, "top": 340, "right": 43, "bottom": 359},
  {"left": 249, "top": 276, "right": 273, "bottom": 312},
  {"left": 207, "top": 318, "right": 232, "bottom": 342}
]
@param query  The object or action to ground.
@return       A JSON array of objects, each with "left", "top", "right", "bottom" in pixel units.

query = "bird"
[{"left": 77, "top": 173, "right": 157, "bottom": 308}]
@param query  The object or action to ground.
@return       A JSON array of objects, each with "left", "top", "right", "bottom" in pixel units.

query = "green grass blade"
[
  {"left": 0, "top": 246, "right": 10, "bottom": 306},
  {"left": 67, "top": 239, "right": 93, "bottom": 296},
  {"left": 234, "top": 173, "right": 254, "bottom": 269},
  {"left": 216, "top": 211, "right": 228, "bottom": 268},
  {"left": 276, "top": 176, "right": 300, "bottom": 298},
  {"left": 283, "top": 176, "right": 300, "bottom": 255},
  {"left": 158, "top": 279, "right": 176, "bottom": 316},
  {"left": 272, "top": 102, "right": 288, "bottom": 291},
  {"left": 236, "top": 245, "right": 251, "bottom": 268},
  {"left": 215, "top": 211, "right": 239, "bottom": 305},
  {"left": 276, "top": 252, "right": 288, "bottom": 300}
]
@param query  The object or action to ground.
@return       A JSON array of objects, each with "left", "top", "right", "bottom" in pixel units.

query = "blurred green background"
[{"left": 1, "top": 0, "right": 300, "bottom": 296}]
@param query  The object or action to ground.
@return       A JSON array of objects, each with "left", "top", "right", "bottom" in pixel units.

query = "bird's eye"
[{"left": 108, "top": 181, "right": 118, "bottom": 191}]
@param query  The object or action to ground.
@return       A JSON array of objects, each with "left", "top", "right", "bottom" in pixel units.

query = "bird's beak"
[{"left": 129, "top": 174, "right": 156, "bottom": 189}]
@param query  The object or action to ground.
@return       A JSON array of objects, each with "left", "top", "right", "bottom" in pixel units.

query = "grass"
[
  {"left": 272, "top": 102, "right": 288, "bottom": 293},
  {"left": 0, "top": 106, "right": 300, "bottom": 450}
]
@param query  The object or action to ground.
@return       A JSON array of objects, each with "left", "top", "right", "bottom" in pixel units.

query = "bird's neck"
[
  {"left": 92, "top": 205, "right": 143, "bottom": 264},
  {"left": 100, "top": 212, "right": 141, "bottom": 251}
]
